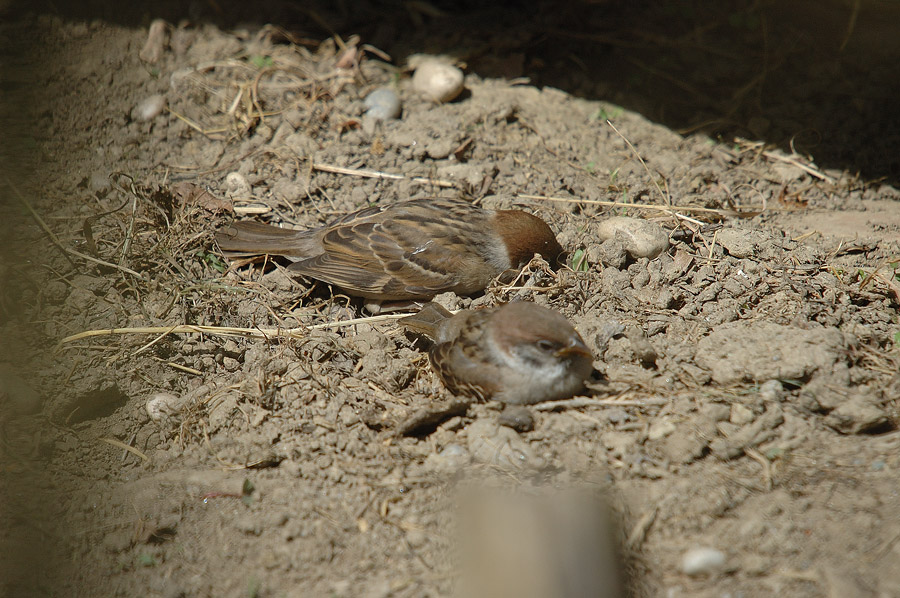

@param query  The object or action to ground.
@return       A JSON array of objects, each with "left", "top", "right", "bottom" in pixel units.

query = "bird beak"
[{"left": 555, "top": 338, "right": 592, "bottom": 359}]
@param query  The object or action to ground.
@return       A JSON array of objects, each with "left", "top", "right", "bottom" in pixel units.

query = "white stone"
[
  {"left": 132, "top": 94, "right": 166, "bottom": 122},
  {"left": 412, "top": 59, "right": 464, "bottom": 103},
  {"left": 681, "top": 547, "right": 726, "bottom": 576},
  {"left": 146, "top": 392, "right": 184, "bottom": 423},
  {"left": 224, "top": 172, "right": 252, "bottom": 200}
]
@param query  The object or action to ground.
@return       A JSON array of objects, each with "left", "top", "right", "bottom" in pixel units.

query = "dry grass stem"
[
  {"left": 312, "top": 162, "right": 456, "bottom": 187},
  {"left": 100, "top": 437, "right": 149, "bottom": 463},
  {"left": 149, "top": 356, "right": 203, "bottom": 375},
  {"left": 58, "top": 314, "right": 410, "bottom": 348},
  {"left": 762, "top": 150, "right": 834, "bottom": 183},
  {"left": 625, "top": 505, "right": 658, "bottom": 550},
  {"left": 10, "top": 177, "right": 144, "bottom": 277},
  {"left": 744, "top": 447, "right": 774, "bottom": 491},
  {"left": 517, "top": 193, "right": 761, "bottom": 218},
  {"left": 606, "top": 119, "right": 671, "bottom": 206}
]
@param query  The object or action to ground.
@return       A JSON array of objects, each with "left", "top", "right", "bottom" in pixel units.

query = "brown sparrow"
[
  {"left": 214, "top": 197, "right": 562, "bottom": 301},
  {"left": 401, "top": 302, "right": 594, "bottom": 404}
]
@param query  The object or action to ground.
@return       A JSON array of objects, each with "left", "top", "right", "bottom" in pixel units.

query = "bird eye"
[{"left": 536, "top": 339, "right": 556, "bottom": 352}]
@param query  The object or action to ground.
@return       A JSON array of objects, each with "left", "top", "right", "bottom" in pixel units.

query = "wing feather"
[
  {"left": 289, "top": 198, "right": 505, "bottom": 299},
  {"left": 428, "top": 308, "right": 502, "bottom": 400}
]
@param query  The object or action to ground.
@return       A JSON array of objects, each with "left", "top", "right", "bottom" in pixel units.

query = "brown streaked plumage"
[
  {"left": 400, "top": 302, "right": 594, "bottom": 405},
  {"left": 214, "top": 198, "right": 563, "bottom": 301}
]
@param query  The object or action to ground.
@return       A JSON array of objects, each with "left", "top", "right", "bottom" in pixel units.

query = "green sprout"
[
  {"left": 590, "top": 106, "right": 623, "bottom": 122},
  {"left": 241, "top": 478, "right": 256, "bottom": 507},
  {"left": 570, "top": 248, "right": 589, "bottom": 272},
  {"left": 250, "top": 55, "right": 273, "bottom": 68},
  {"left": 199, "top": 251, "right": 227, "bottom": 273}
]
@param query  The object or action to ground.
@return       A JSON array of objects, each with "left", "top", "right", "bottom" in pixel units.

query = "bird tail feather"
[
  {"left": 214, "top": 221, "right": 316, "bottom": 259},
  {"left": 398, "top": 302, "right": 453, "bottom": 339}
]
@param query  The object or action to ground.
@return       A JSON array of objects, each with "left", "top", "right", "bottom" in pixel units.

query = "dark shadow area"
[{"left": 15, "top": 0, "right": 900, "bottom": 186}]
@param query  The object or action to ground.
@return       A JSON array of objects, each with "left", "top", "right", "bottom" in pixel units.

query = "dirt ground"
[{"left": 2, "top": 2, "right": 900, "bottom": 597}]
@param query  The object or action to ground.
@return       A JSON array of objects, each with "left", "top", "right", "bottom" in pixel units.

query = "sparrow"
[
  {"left": 400, "top": 302, "right": 594, "bottom": 405},
  {"left": 214, "top": 197, "right": 563, "bottom": 301}
]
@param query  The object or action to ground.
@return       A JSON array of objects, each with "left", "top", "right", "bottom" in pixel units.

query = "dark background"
[{"left": 11, "top": 0, "right": 900, "bottom": 184}]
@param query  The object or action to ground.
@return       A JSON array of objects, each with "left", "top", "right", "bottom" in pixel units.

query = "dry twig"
[
  {"left": 312, "top": 162, "right": 456, "bottom": 188},
  {"left": 57, "top": 314, "right": 409, "bottom": 348}
]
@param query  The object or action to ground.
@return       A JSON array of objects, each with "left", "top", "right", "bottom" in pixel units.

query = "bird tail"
[
  {"left": 214, "top": 221, "right": 317, "bottom": 259},
  {"left": 398, "top": 302, "right": 453, "bottom": 339}
]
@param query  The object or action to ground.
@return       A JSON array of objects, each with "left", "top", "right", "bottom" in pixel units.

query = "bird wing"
[
  {"left": 428, "top": 309, "right": 502, "bottom": 400},
  {"left": 289, "top": 199, "right": 498, "bottom": 300}
]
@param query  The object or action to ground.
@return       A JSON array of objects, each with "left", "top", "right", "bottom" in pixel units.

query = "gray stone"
[
  {"left": 596, "top": 216, "right": 669, "bottom": 259},
  {"left": 363, "top": 87, "right": 401, "bottom": 120}
]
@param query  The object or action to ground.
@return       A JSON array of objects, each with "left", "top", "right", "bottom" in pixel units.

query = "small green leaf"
[
  {"left": 247, "top": 576, "right": 261, "bottom": 598},
  {"left": 241, "top": 478, "right": 256, "bottom": 506},
  {"left": 250, "top": 55, "right": 273, "bottom": 68},
  {"left": 199, "top": 251, "right": 227, "bottom": 273},
  {"left": 570, "top": 248, "right": 589, "bottom": 272},
  {"left": 590, "top": 106, "right": 623, "bottom": 122},
  {"left": 137, "top": 553, "right": 157, "bottom": 567}
]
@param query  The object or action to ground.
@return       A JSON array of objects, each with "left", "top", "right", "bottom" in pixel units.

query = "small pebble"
[
  {"left": 132, "top": 94, "right": 166, "bottom": 122},
  {"left": 146, "top": 392, "right": 184, "bottom": 423},
  {"left": 647, "top": 420, "right": 676, "bottom": 441},
  {"left": 224, "top": 172, "right": 252, "bottom": 200},
  {"left": 139, "top": 19, "right": 168, "bottom": 64},
  {"left": 596, "top": 217, "right": 669, "bottom": 259},
  {"left": 681, "top": 547, "right": 726, "bottom": 576},
  {"left": 363, "top": 87, "right": 401, "bottom": 120},
  {"left": 412, "top": 58, "right": 464, "bottom": 103},
  {"left": 729, "top": 403, "right": 755, "bottom": 425},
  {"left": 758, "top": 379, "right": 784, "bottom": 402}
]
